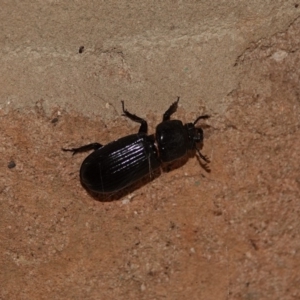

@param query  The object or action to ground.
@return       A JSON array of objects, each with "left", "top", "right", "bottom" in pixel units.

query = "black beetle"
[{"left": 63, "top": 97, "right": 209, "bottom": 194}]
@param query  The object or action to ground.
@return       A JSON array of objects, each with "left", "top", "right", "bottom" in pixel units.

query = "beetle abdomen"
[{"left": 80, "top": 134, "right": 160, "bottom": 193}]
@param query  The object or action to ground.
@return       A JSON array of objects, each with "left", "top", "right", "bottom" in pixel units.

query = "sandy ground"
[{"left": 1, "top": 5, "right": 300, "bottom": 300}]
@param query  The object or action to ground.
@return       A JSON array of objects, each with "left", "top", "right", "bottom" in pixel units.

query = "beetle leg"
[
  {"left": 121, "top": 101, "right": 148, "bottom": 134},
  {"left": 195, "top": 147, "right": 210, "bottom": 163},
  {"left": 62, "top": 143, "right": 103, "bottom": 155},
  {"left": 162, "top": 97, "right": 180, "bottom": 121}
]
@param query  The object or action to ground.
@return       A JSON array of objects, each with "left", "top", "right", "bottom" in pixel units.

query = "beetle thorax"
[{"left": 156, "top": 120, "right": 189, "bottom": 163}]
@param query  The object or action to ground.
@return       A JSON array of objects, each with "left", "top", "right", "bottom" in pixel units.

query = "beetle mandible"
[{"left": 63, "top": 97, "right": 209, "bottom": 194}]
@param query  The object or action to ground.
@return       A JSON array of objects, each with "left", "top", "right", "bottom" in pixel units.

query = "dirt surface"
[{"left": 1, "top": 7, "right": 300, "bottom": 300}]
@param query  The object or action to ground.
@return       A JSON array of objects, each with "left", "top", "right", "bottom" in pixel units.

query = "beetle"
[{"left": 63, "top": 97, "right": 209, "bottom": 194}]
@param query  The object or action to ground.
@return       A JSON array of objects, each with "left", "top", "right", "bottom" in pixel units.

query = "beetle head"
[{"left": 186, "top": 114, "right": 210, "bottom": 163}]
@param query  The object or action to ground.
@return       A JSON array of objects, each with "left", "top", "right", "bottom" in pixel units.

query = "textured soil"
[{"left": 1, "top": 13, "right": 300, "bottom": 300}]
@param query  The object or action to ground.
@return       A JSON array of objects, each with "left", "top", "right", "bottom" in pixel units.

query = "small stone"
[{"left": 8, "top": 161, "right": 16, "bottom": 169}]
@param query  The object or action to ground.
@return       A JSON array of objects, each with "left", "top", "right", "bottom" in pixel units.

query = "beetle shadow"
[
  {"left": 160, "top": 155, "right": 189, "bottom": 173},
  {"left": 85, "top": 168, "right": 162, "bottom": 202},
  {"left": 161, "top": 146, "right": 211, "bottom": 174}
]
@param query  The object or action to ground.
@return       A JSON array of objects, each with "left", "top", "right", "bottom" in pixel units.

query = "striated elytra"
[{"left": 63, "top": 97, "right": 209, "bottom": 194}]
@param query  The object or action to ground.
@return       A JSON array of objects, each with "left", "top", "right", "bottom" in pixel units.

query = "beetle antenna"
[{"left": 193, "top": 115, "right": 210, "bottom": 125}]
